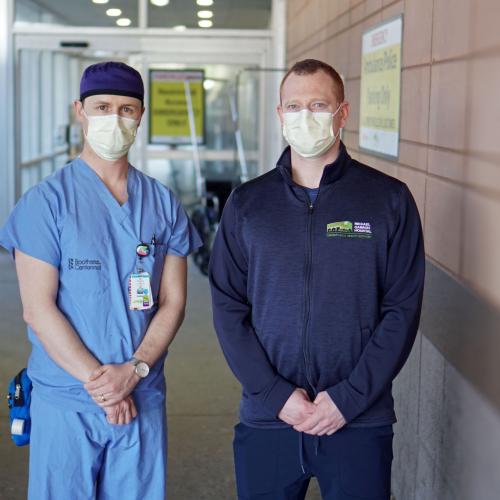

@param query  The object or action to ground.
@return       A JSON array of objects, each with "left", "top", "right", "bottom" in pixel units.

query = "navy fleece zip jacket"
[{"left": 208, "top": 142, "right": 425, "bottom": 429}]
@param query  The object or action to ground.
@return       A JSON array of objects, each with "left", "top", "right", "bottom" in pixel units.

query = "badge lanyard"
[{"left": 128, "top": 237, "right": 156, "bottom": 311}]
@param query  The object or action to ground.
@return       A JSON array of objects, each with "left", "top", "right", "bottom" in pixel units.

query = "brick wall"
[{"left": 285, "top": 2, "right": 500, "bottom": 498}]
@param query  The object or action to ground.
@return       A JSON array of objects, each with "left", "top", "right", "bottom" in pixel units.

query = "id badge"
[{"left": 129, "top": 272, "right": 154, "bottom": 310}]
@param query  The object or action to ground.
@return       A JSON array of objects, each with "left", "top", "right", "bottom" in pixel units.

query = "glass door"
[{"left": 14, "top": 38, "right": 276, "bottom": 202}]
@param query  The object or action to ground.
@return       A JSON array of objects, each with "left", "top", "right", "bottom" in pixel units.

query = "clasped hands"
[
  {"left": 84, "top": 363, "right": 140, "bottom": 426},
  {"left": 278, "top": 388, "right": 346, "bottom": 436}
]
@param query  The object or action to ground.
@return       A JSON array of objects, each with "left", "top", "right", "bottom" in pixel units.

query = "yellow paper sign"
[{"left": 149, "top": 70, "right": 205, "bottom": 145}]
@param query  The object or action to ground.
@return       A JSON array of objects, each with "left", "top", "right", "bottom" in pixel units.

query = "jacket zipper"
[{"left": 302, "top": 195, "right": 317, "bottom": 399}]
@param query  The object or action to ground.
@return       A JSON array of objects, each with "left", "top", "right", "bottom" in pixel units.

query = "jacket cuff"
[
  {"left": 253, "top": 375, "right": 296, "bottom": 418},
  {"left": 326, "top": 380, "right": 364, "bottom": 423}
]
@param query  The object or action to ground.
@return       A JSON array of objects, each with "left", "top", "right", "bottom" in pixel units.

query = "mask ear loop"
[
  {"left": 330, "top": 102, "right": 344, "bottom": 141},
  {"left": 81, "top": 108, "right": 90, "bottom": 139}
]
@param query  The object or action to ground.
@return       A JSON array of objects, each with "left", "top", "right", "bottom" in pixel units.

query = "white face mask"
[
  {"left": 282, "top": 103, "right": 343, "bottom": 158},
  {"left": 83, "top": 111, "right": 139, "bottom": 161}
]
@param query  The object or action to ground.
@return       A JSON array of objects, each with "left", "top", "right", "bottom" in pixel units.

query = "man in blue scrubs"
[{"left": 0, "top": 61, "right": 201, "bottom": 499}]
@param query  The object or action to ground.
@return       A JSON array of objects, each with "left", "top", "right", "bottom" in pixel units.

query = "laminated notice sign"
[
  {"left": 359, "top": 16, "right": 403, "bottom": 159},
  {"left": 149, "top": 69, "right": 205, "bottom": 145}
]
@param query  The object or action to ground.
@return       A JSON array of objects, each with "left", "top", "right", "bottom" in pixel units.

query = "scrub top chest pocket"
[{"left": 61, "top": 234, "right": 111, "bottom": 297}]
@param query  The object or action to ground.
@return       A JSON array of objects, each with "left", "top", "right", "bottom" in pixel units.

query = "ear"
[
  {"left": 74, "top": 100, "right": 89, "bottom": 138},
  {"left": 137, "top": 106, "right": 146, "bottom": 127},
  {"left": 339, "top": 101, "right": 349, "bottom": 129},
  {"left": 277, "top": 103, "right": 284, "bottom": 127},
  {"left": 73, "top": 100, "right": 85, "bottom": 124}
]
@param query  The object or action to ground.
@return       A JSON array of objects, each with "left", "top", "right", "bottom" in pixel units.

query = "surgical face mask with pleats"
[
  {"left": 83, "top": 110, "right": 139, "bottom": 161},
  {"left": 282, "top": 103, "right": 343, "bottom": 158}
]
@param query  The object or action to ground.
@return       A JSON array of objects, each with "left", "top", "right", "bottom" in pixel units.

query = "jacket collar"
[{"left": 277, "top": 140, "right": 351, "bottom": 188}]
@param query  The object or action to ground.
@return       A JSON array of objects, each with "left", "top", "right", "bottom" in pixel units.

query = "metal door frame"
[{"left": 13, "top": 26, "right": 279, "bottom": 184}]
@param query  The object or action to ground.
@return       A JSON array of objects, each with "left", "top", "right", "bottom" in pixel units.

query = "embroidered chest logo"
[
  {"left": 326, "top": 221, "right": 373, "bottom": 239},
  {"left": 68, "top": 258, "right": 102, "bottom": 271}
]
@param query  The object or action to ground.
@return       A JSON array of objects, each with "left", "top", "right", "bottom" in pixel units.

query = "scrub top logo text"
[{"left": 68, "top": 258, "right": 102, "bottom": 271}]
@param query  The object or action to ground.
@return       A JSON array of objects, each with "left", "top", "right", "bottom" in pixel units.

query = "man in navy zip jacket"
[{"left": 209, "top": 59, "right": 425, "bottom": 500}]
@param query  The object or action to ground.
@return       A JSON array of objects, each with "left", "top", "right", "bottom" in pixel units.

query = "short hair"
[{"left": 280, "top": 59, "right": 344, "bottom": 103}]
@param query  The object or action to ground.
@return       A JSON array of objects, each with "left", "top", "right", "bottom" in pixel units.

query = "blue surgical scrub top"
[{"left": 0, "top": 158, "right": 202, "bottom": 412}]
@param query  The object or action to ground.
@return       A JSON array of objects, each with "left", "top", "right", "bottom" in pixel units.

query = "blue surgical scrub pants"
[
  {"left": 233, "top": 422, "right": 394, "bottom": 500},
  {"left": 28, "top": 390, "right": 167, "bottom": 500}
]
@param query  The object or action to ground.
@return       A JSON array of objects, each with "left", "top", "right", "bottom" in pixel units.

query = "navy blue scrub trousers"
[{"left": 233, "top": 422, "right": 394, "bottom": 500}]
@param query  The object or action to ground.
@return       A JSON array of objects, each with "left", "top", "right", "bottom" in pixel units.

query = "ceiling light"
[
  {"left": 93, "top": 50, "right": 113, "bottom": 57},
  {"left": 92, "top": 0, "right": 109, "bottom": 4},
  {"left": 198, "top": 19, "right": 213, "bottom": 28},
  {"left": 106, "top": 8, "right": 122, "bottom": 17},
  {"left": 197, "top": 10, "right": 213, "bottom": 19},
  {"left": 173, "top": 25, "right": 187, "bottom": 31},
  {"left": 116, "top": 18, "right": 131, "bottom": 26},
  {"left": 150, "top": 0, "right": 170, "bottom": 6},
  {"left": 197, "top": 0, "right": 213, "bottom": 6},
  {"left": 203, "top": 79, "right": 215, "bottom": 90}
]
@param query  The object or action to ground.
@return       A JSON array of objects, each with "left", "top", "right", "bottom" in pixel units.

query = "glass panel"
[
  {"left": 17, "top": 49, "right": 79, "bottom": 196},
  {"left": 19, "top": 50, "right": 39, "bottom": 164},
  {"left": 40, "top": 159, "right": 54, "bottom": 179},
  {"left": 55, "top": 153, "right": 70, "bottom": 171},
  {"left": 204, "top": 78, "right": 236, "bottom": 151},
  {"left": 237, "top": 69, "right": 260, "bottom": 162},
  {"left": 148, "top": 0, "right": 271, "bottom": 29},
  {"left": 243, "top": 160, "right": 258, "bottom": 180},
  {"left": 147, "top": 159, "right": 243, "bottom": 208},
  {"left": 15, "top": 0, "right": 138, "bottom": 28},
  {"left": 147, "top": 158, "right": 198, "bottom": 205},
  {"left": 145, "top": 62, "right": 260, "bottom": 204},
  {"left": 21, "top": 164, "right": 41, "bottom": 195},
  {"left": 53, "top": 53, "right": 74, "bottom": 148}
]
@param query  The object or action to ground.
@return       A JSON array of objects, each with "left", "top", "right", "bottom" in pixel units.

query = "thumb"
[
  {"left": 313, "top": 391, "right": 329, "bottom": 405},
  {"left": 88, "top": 366, "right": 105, "bottom": 381},
  {"left": 297, "top": 388, "right": 311, "bottom": 400}
]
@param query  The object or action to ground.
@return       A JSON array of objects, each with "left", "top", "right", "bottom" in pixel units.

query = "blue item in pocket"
[{"left": 7, "top": 368, "right": 32, "bottom": 446}]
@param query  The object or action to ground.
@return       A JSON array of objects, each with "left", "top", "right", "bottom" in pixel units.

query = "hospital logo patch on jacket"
[
  {"left": 326, "top": 221, "right": 372, "bottom": 239},
  {"left": 68, "top": 258, "right": 102, "bottom": 271}
]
